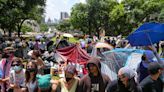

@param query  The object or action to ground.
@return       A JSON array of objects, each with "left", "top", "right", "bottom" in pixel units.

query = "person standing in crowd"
[
  {"left": 106, "top": 67, "right": 142, "bottom": 92},
  {"left": 156, "top": 43, "right": 160, "bottom": 53},
  {"left": 22, "top": 41, "right": 30, "bottom": 59},
  {"left": 13, "top": 38, "right": 23, "bottom": 58},
  {"left": 137, "top": 50, "right": 156, "bottom": 83},
  {"left": 106, "top": 37, "right": 111, "bottom": 44},
  {"left": 79, "top": 57, "right": 110, "bottom": 92},
  {"left": 0, "top": 38, "right": 4, "bottom": 52},
  {"left": 34, "top": 39, "right": 40, "bottom": 50},
  {"left": 86, "top": 40, "right": 93, "bottom": 54},
  {"left": 28, "top": 39, "right": 34, "bottom": 50},
  {"left": 9, "top": 57, "right": 26, "bottom": 92},
  {"left": 0, "top": 47, "right": 15, "bottom": 92},
  {"left": 140, "top": 62, "right": 164, "bottom": 92},
  {"left": 161, "top": 42, "right": 164, "bottom": 57},
  {"left": 51, "top": 65, "right": 79, "bottom": 92},
  {"left": 25, "top": 61, "right": 39, "bottom": 92},
  {"left": 56, "top": 37, "right": 70, "bottom": 49},
  {"left": 55, "top": 37, "right": 61, "bottom": 46},
  {"left": 111, "top": 38, "right": 116, "bottom": 48},
  {"left": 31, "top": 50, "right": 45, "bottom": 74},
  {"left": 80, "top": 39, "right": 86, "bottom": 49}
]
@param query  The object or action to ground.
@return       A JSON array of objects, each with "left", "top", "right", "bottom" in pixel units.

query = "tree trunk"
[
  {"left": 18, "top": 26, "right": 21, "bottom": 37},
  {"left": 8, "top": 29, "right": 12, "bottom": 37},
  {"left": 96, "top": 27, "right": 100, "bottom": 39},
  {"left": 3, "top": 30, "right": 5, "bottom": 35},
  {"left": 88, "top": 20, "right": 91, "bottom": 36},
  {"left": 17, "top": 19, "right": 27, "bottom": 37}
]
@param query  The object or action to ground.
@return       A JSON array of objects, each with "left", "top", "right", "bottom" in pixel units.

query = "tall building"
[
  {"left": 47, "top": 18, "right": 52, "bottom": 23},
  {"left": 60, "top": 12, "right": 69, "bottom": 20},
  {"left": 54, "top": 18, "right": 59, "bottom": 24}
]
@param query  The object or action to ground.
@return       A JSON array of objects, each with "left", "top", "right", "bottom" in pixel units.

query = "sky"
[{"left": 45, "top": 0, "right": 86, "bottom": 21}]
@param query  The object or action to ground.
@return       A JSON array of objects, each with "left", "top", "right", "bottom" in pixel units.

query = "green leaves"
[
  {"left": 56, "top": 0, "right": 164, "bottom": 36},
  {"left": 55, "top": 20, "right": 72, "bottom": 32},
  {"left": 0, "top": 0, "right": 46, "bottom": 36},
  {"left": 40, "top": 23, "right": 48, "bottom": 32},
  {"left": 110, "top": 4, "right": 125, "bottom": 21},
  {"left": 21, "top": 25, "right": 33, "bottom": 34}
]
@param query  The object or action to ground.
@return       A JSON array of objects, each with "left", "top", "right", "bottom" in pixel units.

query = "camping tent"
[{"left": 56, "top": 44, "right": 91, "bottom": 65}]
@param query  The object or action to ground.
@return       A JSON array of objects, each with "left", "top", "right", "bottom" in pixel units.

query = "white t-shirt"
[
  {"left": 9, "top": 69, "right": 26, "bottom": 87},
  {"left": 26, "top": 81, "right": 37, "bottom": 92}
]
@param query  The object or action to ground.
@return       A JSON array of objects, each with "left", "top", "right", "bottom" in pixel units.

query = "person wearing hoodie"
[
  {"left": 137, "top": 50, "right": 156, "bottom": 82},
  {"left": 106, "top": 67, "right": 142, "bottom": 92},
  {"left": 78, "top": 57, "right": 110, "bottom": 92}
]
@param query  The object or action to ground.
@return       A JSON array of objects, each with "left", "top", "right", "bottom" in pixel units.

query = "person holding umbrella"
[
  {"left": 137, "top": 50, "right": 157, "bottom": 82},
  {"left": 127, "top": 22, "right": 164, "bottom": 62}
]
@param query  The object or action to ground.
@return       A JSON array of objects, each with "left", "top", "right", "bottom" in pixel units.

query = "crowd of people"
[{"left": 0, "top": 34, "right": 164, "bottom": 92}]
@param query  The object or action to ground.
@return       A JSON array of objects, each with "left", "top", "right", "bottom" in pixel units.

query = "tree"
[
  {"left": 65, "top": 0, "right": 164, "bottom": 36},
  {"left": 121, "top": 0, "right": 164, "bottom": 35},
  {"left": 40, "top": 23, "right": 48, "bottom": 32},
  {"left": 21, "top": 25, "right": 33, "bottom": 34},
  {"left": 71, "top": 0, "right": 118, "bottom": 37},
  {"left": 71, "top": 3, "right": 89, "bottom": 34},
  {"left": 0, "top": 0, "right": 46, "bottom": 37},
  {"left": 55, "top": 19, "right": 72, "bottom": 32}
]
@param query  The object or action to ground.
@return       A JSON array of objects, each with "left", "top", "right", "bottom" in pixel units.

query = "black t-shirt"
[
  {"left": 90, "top": 75, "right": 100, "bottom": 92},
  {"left": 140, "top": 76, "right": 163, "bottom": 92}
]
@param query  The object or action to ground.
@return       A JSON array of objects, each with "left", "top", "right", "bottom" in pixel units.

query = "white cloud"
[
  {"left": 63, "top": 0, "right": 69, "bottom": 5},
  {"left": 79, "top": 0, "right": 86, "bottom": 3}
]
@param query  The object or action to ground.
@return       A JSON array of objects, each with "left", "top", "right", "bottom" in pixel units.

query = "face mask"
[
  {"left": 27, "top": 68, "right": 36, "bottom": 73},
  {"left": 66, "top": 77, "right": 72, "bottom": 82},
  {"left": 14, "top": 66, "right": 22, "bottom": 72}
]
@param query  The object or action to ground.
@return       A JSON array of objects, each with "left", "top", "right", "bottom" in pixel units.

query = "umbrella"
[
  {"left": 63, "top": 33, "right": 73, "bottom": 38},
  {"left": 95, "top": 42, "right": 113, "bottom": 50},
  {"left": 46, "top": 34, "right": 54, "bottom": 38},
  {"left": 101, "top": 48, "right": 144, "bottom": 80},
  {"left": 127, "top": 22, "right": 164, "bottom": 46},
  {"left": 35, "top": 34, "right": 43, "bottom": 39},
  {"left": 28, "top": 50, "right": 33, "bottom": 56}
]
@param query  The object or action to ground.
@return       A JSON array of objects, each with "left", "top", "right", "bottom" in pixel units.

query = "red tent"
[{"left": 56, "top": 45, "right": 91, "bottom": 65}]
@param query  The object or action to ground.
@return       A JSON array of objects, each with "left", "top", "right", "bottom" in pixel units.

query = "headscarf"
[
  {"left": 118, "top": 67, "right": 136, "bottom": 79},
  {"left": 142, "top": 50, "right": 156, "bottom": 68},
  {"left": 65, "top": 65, "right": 77, "bottom": 75},
  {"left": 144, "top": 50, "right": 154, "bottom": 60}
]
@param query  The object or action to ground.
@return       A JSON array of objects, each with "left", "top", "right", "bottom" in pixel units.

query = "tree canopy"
[
  {"left": 0, "top": 0, "right": 46, "bottom": 37},
  {"left": 60, "top": 0, "right": 164, "bottom": 36}
]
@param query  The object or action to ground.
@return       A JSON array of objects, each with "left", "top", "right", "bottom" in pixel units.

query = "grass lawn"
[{"left": 51, "top": 37, "right": 79, "bottom": 43}]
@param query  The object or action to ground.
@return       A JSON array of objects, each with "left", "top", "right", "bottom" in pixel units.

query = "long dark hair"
[
  {"left": 117, "top": 77, "right": 139, "bottom": 92},
  {"left": 25, "top": 61, "right": 38, "bottom": 83}
]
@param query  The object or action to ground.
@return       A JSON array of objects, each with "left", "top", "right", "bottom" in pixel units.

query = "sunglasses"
[{"left": 11, "top": 64, "right": 20, "bottom": 67}]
